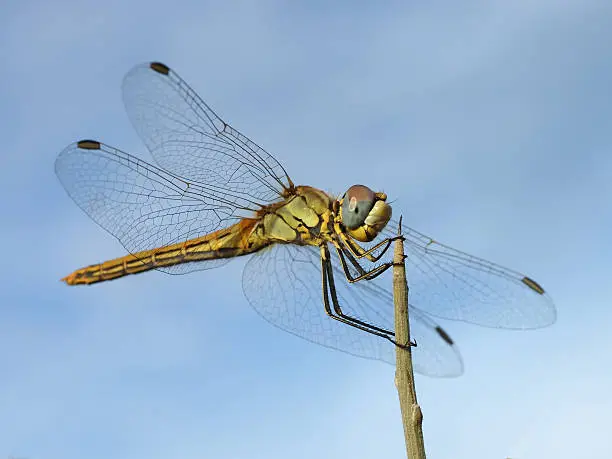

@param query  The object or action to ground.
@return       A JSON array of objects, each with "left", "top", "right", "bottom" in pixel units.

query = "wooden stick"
[{"left": 393, "top": 216, "right": 426, "bottom": 459}]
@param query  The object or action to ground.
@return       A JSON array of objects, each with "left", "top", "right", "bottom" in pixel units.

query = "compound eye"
[{"left": 341, "top": 184, "right": 376, "bottom": 230}]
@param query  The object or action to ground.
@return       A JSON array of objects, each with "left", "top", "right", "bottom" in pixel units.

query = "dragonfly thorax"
[{"left": 251, "top": 186, "right": 336, "bottom": 246}]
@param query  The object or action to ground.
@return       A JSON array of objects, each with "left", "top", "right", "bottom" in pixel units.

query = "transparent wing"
[
  {"left": 122, "top": 62, "right": 292, "bottom": 202},
  {"left": 242, "top": 243, "right": 463, "bottom": 377},
  {"left": 55, "top": 140, "right": 267, "bottom": 274},
  {"left": 378, "top": 218, "right": 556, "bottom": 329}
]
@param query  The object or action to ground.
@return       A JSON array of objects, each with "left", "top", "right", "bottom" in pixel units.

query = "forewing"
[
  {"left": 380, "top": 218, "right": 556, "bottom": 328},
  {"left": 242, "top": 243, "right": 463, "bottom": 377},
  {"left": 55, "top": 140, "right": 260, "bottom": 274},
  {"left": 122, "top": 62, "right": 292, "bottom": 202}
]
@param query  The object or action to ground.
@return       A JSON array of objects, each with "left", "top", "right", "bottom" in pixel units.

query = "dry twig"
[{"left": 393, "top": 216, "right": 426, "bottom": 459}]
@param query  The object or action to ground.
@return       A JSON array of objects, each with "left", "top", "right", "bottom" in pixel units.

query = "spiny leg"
[
  {"left": 333, "top": 241, "right": 393, "bottom": 283},
  {"left": 320, "top": 245, "right": 394, "bottom": 337},
  {"left": 341, "top": 244, "right": 367, "bottom": 277},
  {"left": 337, "top": 228, "right": 401, "bottom": 262},
  {"left": 319, "top": 245, "right": 416, "bottom": 349}
]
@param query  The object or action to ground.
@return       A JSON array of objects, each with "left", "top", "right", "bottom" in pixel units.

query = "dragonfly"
[{"left": 55, "top": 62, "right": 556, "bottom": 377}]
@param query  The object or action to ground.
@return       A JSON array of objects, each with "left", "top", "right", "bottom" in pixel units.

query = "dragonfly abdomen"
[{"left": 61, "top": 219, "right": 265, "bottom": 285}]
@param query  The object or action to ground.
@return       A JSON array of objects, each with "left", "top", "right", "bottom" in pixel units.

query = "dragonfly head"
[{"left": 339, "top": 184, "right": 392, "bottom": 242}]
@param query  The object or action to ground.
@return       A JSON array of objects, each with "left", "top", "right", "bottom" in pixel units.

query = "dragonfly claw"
[{"left": 387, "top": 336, "right": 418, "bottom": 349}]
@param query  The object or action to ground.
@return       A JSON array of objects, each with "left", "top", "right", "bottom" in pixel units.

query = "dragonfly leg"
[
  {"left": 320, "top": 246, "right": 396, "bottom": 339},
  {"left": 390, "top": 337, "right": 418, "bottom": 348},
  {"left": 333, "top": 241, "right": 393, "bottom": 283},
  {"left": 321, "top": 245, "right": 417, "bottom": 348},
  {"left": 338, "top": 229, "right": 403, "bottom": 262}
]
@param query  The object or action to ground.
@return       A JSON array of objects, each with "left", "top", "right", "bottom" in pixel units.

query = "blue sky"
[{"left": 2, "top": 1, "right": 612, "bottom": 458}]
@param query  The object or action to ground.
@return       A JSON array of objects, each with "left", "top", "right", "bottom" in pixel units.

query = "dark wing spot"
[
  {"left": 77, "top": 140, "right": 101, "bottom": 150},
  {"left": 522, "top": 276, "right": 545, "bottom": 295},
  {"left": 150, "top": 62, "right": 170, "bottom": 75},
  {"left": 435, "top": 326, "right": 454, "bottom": 346}
]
